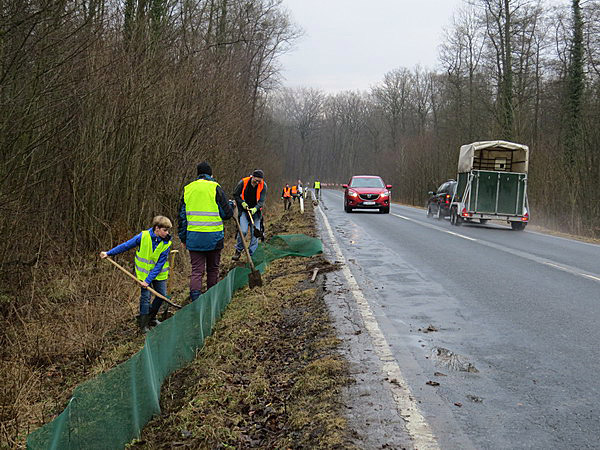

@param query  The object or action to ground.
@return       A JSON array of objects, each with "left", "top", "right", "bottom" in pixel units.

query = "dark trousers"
[
  {"left": 283, "top": 197, "right": 291, "bottom": 210},
  {"left": 189, "top": 249, "right": 222, "bottom": 293}
]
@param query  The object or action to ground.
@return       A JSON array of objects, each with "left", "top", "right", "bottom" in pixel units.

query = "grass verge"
[{"left": 134, "top": 200, "right": 354, "bottom": 448}]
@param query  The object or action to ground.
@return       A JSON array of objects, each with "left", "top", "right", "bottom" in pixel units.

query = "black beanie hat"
[
  {"left": 252, "top": 169, "right": 264, "bottom": 179},
  {"left": 197, "top": 161, "right": 212, "bottom": 176}
]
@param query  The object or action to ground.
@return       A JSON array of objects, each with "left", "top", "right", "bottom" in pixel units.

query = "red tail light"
[
  {"left": 445, "top": 194, "right": 451, "bottom": 204},
  {"left": 522, "top": 212, "right": 529, "bottom": 222},
  {"left": 461, "top": 207, "right": 468, "bottom": 217}
]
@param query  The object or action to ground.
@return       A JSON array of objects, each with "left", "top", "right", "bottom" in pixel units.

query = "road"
[{"left": 315, "top": 189, "right": 600, "bottom": 449}]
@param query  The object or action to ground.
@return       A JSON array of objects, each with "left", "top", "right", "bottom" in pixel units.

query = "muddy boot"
[
  {"left": 148, "top": 314, "right": 161, "bottom": 327},
  {"left": 148, "top": 306, "right": 161, "bottom": 327},
  {"left": 138, "top": 314, "right": 151, "bottom": 333}
]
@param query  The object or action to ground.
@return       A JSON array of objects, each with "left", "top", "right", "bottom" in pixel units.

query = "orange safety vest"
[
  {"left": 283, "top": 186, "right": 291, "bottom": 198},
  {"left": 241, "top": 176, "right": 264, "bottom": 204},
  {"left": 291, "top": 185, "right": 298, "bottom": 194}
]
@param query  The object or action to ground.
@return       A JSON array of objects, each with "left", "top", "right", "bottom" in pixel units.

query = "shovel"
[
  {"left": 104, "top": 257, "right": 182, "bottom": 309},
  {"left": 247, "top": 210, "right": 264, "bottom": 239},
  {"left": 233, "top": 213, "right": 263, "bottom": 288}
]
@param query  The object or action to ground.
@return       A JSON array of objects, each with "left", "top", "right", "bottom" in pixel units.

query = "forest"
[{"left": 271, "top": 0, "right": 599, "bottom": 236}]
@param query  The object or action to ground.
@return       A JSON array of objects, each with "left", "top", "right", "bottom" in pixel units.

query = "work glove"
[
  {"left": 241, "top": 201, "right": 249, "bottom": 210},
  {"left": 249, "top": 207, "right": 257, "bottom": 215}
]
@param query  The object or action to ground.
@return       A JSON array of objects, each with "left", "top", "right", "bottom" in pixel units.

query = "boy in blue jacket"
[{"left": 100, "top": 216, "right": 172, "bottom": 332}]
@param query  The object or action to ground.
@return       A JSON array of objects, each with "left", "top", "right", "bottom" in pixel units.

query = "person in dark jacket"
[
  {"left": 178, "top": 162, "right": 233, "bottom": 302},
  {"left": 232, "top": 169, "right": 267, "bottom": 260},
  {"left": 100, "top": 216, "right": 172, "bottom": 332}
]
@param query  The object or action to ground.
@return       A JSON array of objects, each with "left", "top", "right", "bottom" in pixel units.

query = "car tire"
[
  {"left": 426, "top": 204, "right": 433, "bottom": 218},
  {"left": 511, "top": 221, "right": 526, "bottom": 231},
  {"left": 380, "top": 207, "right": 390, "bottom": 214},
  {"left": 480, "top": 219, "right": 488, "bottom": 224},
  {"left": 344, "top": 204, "right": 352, "bottom": 213}
]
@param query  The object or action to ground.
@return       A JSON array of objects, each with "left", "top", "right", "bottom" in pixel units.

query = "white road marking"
[
  {"left": 390, "top": 213, "right": 600, "bottom": 284},
  {"left": 326, "top": 191, "right": 600, "bottom": 283},
  {"left": 317, "top": 205, "right": 440, "bottom": 450},
  {"left": 392, "top": 213, "right": 477, "bottom": 241}
]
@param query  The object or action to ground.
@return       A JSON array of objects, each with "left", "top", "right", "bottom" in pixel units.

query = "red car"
[{"left": 343, "top": 175, "right": 392, "bottom": 213}]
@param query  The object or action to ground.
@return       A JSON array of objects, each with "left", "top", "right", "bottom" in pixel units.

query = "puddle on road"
[{"left": 432, "top": 347, "right": 479, "bottom": 373}]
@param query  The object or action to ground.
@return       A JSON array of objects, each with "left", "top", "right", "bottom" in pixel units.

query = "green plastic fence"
[{"left": 27, "top": 234, "right": 322, "bottom": 450}]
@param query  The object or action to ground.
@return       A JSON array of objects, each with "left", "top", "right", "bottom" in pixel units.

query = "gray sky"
[{"left": 279, "top": 0, "right": 465, "bottom": 93}]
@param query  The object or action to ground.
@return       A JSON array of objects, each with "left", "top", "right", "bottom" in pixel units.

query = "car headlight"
[
  {"left": 348, "top": 191, "right": 358, "bottom": 197},
  {"left": 380, "top": 191, "right": 389, "bottom": 198}
]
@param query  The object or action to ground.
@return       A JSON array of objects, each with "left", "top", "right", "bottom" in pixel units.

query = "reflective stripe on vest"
[
  {"left": 135, "top": 230, "right": 171, "bottom": 281},
  {"left": 241, "top": 176, "right": 264, "bottom": 204},
  {"left": 184, "top": 179, "right": 223, "bottom": 232}
]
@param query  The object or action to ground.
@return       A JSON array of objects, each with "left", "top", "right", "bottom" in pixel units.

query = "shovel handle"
[
  {"left": 233, "top": 214, "right": 258, "bottom": 272},
  {"left": 104, "top": 257, "right": 182, "bottom": 309}
]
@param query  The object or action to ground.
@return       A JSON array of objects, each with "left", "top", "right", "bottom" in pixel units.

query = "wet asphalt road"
[{"left": 316, "top": 189, "right": 600, "bottom": 449}]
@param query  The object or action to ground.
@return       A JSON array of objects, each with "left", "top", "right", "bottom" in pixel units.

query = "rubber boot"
[
  {"left": 138, "top": 314, "right": 151, "bottom": 333},
  {"left": 190, "top": 290, "right": 201, "bottom": 302},
  {"left": 148, "top": 308, "right": 161, "bottom": 327}
]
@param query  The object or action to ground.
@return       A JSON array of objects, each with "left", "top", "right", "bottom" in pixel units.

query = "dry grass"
[
  {"left": 1, "top": 200, "right": 352, "bottom": 449},
  {"left": 135, "top": 202, "right": 354, "bottom": 449}
]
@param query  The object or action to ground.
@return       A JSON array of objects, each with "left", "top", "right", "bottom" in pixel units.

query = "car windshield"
[{"left": 350, "top": 178, "right": 385, "bottom": 188}]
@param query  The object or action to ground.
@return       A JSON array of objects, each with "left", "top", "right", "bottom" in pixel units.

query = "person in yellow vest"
[
  {"left": 313, "top": 180, "right": 321, "bottom": 200},
  {"left": 100, "top": 215, "right": 173, "bottom": 332},
  {"left": 178, "top": 162, "right": 234, "bottom": 303},
  {"left": 232, "top": 169, "right": 267, "bottom": 260},
  {"left": 281, "top": 183, "right": 292, "bottom": 210}
]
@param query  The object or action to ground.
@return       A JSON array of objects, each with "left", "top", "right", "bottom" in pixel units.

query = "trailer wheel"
[
  {"left": 480, "top": 219, "right": 488, "bottom": 224},
  {"left": 426, "top": 205, "right": 433, "bottom": 218},
  {"left": 450, "top": 207, "right": 459, "bottom": 226},
  {"left": 511, "top": 221, "right": 526, "bottom": 231}
]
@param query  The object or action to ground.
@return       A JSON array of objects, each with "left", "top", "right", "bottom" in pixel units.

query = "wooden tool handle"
[
  {"left": 233, "top": 215, "right": 257, "bottom": 271},
  {"left": 104, "top": 257, "right": 182, "bottom": 309}
]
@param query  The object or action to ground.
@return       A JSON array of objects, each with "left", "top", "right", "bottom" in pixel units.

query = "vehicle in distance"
[
  {"left": 343, "top": 175, "right": 391, "bottom": 213},
  {"left": 426, "top": 180, "right": 457, "bottom": 220},
  {"left": 450, "top": 140, "right": 530, "bottom": 230}
]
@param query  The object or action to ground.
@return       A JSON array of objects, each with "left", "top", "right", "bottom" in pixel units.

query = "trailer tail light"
[
  {"left": 461, "top": 207, "right": 469, "bottom": 217},
  {"left": 522, "top": 212, "right": 529, "bottom": 222}
]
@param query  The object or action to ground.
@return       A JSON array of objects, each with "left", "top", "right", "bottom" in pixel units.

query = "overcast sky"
[{"left": 279, "top": 0, "right": 465, "bottom": 93}]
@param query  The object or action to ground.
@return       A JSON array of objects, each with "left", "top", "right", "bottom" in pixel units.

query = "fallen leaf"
[{"left": 426, "top": 380, "right": 440, "bottom": 386}]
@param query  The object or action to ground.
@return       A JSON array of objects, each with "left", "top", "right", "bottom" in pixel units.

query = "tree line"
[
  {"left": 0, "top": 0, "right": 298, "bottom": 273},
  {"left": 269, "top": 0, "right": 599, "bottom": 236}
]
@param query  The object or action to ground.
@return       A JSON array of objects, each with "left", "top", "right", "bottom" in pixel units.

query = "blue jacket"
[
  {"left": 178, "top": 174, "right": 233, "bottom": 251},
  {"left": 107, "top": 228, "right": 171, "bottom": 284}
]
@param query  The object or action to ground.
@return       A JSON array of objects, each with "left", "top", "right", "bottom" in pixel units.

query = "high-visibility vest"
[
  {"left": 184, "top": 179, "right": 223, "bottom": 233},
  {"left": 283, "top": 187, "right": 291, "bottom": 197},
  {"left": 241, "top": 176, "right": 264, "bottom": 204},
  {"left": 291, "top": 185, "right": 298, "bottom": 194},
  {"left": 314, "top": 181, "right": 320, "bottom": 189},
  {"left": 135, "top": 230, "right": 171, "bottom": 281}
]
